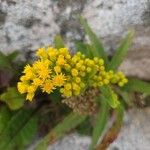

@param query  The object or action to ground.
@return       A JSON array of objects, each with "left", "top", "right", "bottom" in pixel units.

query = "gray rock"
[
  {"left": 48, "top": 108, "right": 150, "bottom": 150},
  {"left": 0, "top": 0, "right": 149, "bottom": 53},
  {"left": 0, "top": 0, "right": 60, "bottom": 53}
]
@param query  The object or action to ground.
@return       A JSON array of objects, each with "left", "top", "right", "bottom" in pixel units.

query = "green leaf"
[
  {"left": 0, "top": 87, "right": 25, "bottom": 110},
  {"left": 0, "top": 108, "right": 38, "bottom": 150},
  {"left": 75, "top": 41, "right": 93, "bottom": 58},
  {"left": 6, "top": 51, "right": 19, "bottom": 62},
  {"left": 0, "top": 51, "right": 12, "bottom": 69},
  {"left": 95, "top": 104, "right": 124, "bottom": 150},
  {"left": 6, "top": 116, "right": 37, "bottom": 150},
  {"left": 108, "top": 31, "right": 134, "bottom": 70},
  {"left": 0, "top": 106, "right": 11, "bottom": 134},
  {"left": 101, "top": 86, "right": 120, "bottom": 108},
  {"left": 90, "top": 97, "right": 109, "bottom": 150},
  {"left": 35, "top": 113, "right": 87, "bottom": 150},
  {"left": 122, "top": 79, "right": 150, "bottom": 95},
  {"left": 76, "top": 117, "right": 93, "bottom": 135},
  {"left": 54, "top": 35, "right": 65, "bottom": 49},
  {"left": 79, "top": 16, "right": 108, "bottom": 63}
]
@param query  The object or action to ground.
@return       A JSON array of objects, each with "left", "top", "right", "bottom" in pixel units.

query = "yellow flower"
[
  {"left": 54, "top": 66, "right": 61, "bottom": 73},
  {"left": 71, "top": 69, "right": 78, "bottom": 77},
  {"left": 27, "top": 85, "right": 36, "bottom": 93},
  {"left": 64, "top": 83, "right": 72, "bottom": 90},
  {"left": 26, "top": 92, "right": 35, "bottom": 101},
  {"left": 33, "top": 78, "right": 43, "bottom": 87},
  {"left": 18, "top": 46, "right": 128, "bottom": 101},
  {"left": 42, "top": 80, "right": 55, "bottom": 94},
  {"left": 56, "top": 55, "right": 66, "bottom": 65},
  {"left": 48, "top": 47, "right": 57, "bottom": 60},
  {"left": 53, "top": 73, "right": 66, "bottom": 87},
  {"left": 17, "top": 82, "right": 27, "bottom": 94},
  {"left": 23, "top": 64, "right": 32, "bottom": 73},
  {"left": 36, "top": 47, "right": 48, "bottom": 59},
  {"left": 38, "top": 68, "right": 50, "bottom": 79},
  {"left": 75, "top": 77, "right": 81, "bottom": 83},
  {"left": 59, "top": 48, "right": 68, "bottom": 55},
  {"left": 63, "top": 89, "right": 72, "bottom": 97}
]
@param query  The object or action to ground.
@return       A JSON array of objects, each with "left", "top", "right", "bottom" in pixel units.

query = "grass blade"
[
  {"left": 79, "top": 16, "right": 108, "bottom": 63},
  {"left": 122, "top": 78, "right": 150, "bottom": 95},
  {"left": 35, "top": 113, "right": 87, "bottom": 150},
  {"left": 108, "top": 31, "right": 134, "bottom": 70}
]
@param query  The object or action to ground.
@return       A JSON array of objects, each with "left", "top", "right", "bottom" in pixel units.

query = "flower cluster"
[{"left": 18, "top": 47, "right": 128, "bottom": 101}]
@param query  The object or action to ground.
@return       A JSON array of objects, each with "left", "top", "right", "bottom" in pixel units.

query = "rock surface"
[
  {"left": 48, "top": 108, "right": 150, "bottom": 150},
  {"left": 0, "top": 0, "right": 150, "bottom": 79}
]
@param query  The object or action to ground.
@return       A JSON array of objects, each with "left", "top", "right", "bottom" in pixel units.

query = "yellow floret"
[
  {"left": 64, "top": 83, "right": 72, "bottom": 90},
  {"left": 26, "top": 92, "right": 35, "bottom": 101},
  {"left": 17, "top": 82, "right": 27, "bottom": 94},
  {"left": 33, "top": 78, "right": 43, "bottom": 87},
  {"left": 36, "top": 47, "right": 48, "bottom": 59},
  {"left": 54, "top": 66, "right": 61, "bottom": 73},
  {"left": 42, "top": 80, "right": 55, "bottom": 94},
  {"left": 56, "top": 56, "right": 66, "bottom": 65},
  {"left": 53, "top": 73, "right": 66, "bottom": 87},
  {"left": 75, "top": 77, "right": 81, "bottom": 83},
  {"left": 71, "top": 69, "right": 78, "bottom": 77},
  {"left": 27, "top": 85, "right": 36, "bottom": 93},
  {"left": 98, "top": 59, "right": 104, "bottom": 65}
]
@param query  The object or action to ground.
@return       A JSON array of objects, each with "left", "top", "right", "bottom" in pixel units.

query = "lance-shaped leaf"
[
  {"left": 0, "top": 106, "right": 11, "bottom": 134},
  {"left": 108, "top": 31, "right": 134, "bottom": 70},
  {"left": 75, "top": 41, "right": 94, "bottom": 58},
  {"left": 54, "top": 35, "right": 65, "bottom": 49},
  {"left": 96, "top": 104, "right": 124, "bottom": 150},
  {"left": 79, "top": 16, "right": 108, "bottom": 63},
  {"left": 0, "top": 108, "right": 38, "bottom": 150},
  {"left": 35, "top": 113, "right": 87, "bottom": 150},
  {"left": 90, "top": 96, "right": 109, "bottom": 150},
  {"left": 0, "top": 87, "right": 25, "bottom": 110},
  {"left": 122, "top": 78, "right": 150, "bottom": 95}
]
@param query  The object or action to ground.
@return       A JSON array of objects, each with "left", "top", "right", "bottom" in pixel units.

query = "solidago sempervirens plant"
[
  {"left": 2, "top": 16, "right": 150, "bottom": 150},
  {"left": 17, "top": 47, "right": 127, "bottom": 114}
]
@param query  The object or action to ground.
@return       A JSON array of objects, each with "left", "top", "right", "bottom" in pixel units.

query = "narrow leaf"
[
  {"left": 75, "top": 41, "right": 93, "bottom": 58},
  {"left": 0, "top": 108, "right": 37, "bottom": 150},
  {"left": 90, "top": 97, "right": 109, "bottom": 150},
  {"left": 0, "top": 106, "right": 11, "bottom": 134},
  {"left": 108, "top": 31, "right": 134, "bottom": 70},
  {"left": 54, "top": 35, "right": 65, "bottom": 49},
  {"left": 6, "top": 116, "right": 37, "bottom": 150},
  {"left": 79, "top": 16, "right": 108, "bottom": 63},
  {"left": 35, "top": 113, "right": 87, "bottom": 150},
  {"left": 96, "top": 104, "right": 124, "bottom": 150},
  {"left": 122, "top": 78, "right": 150, "bottom": 95}
]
